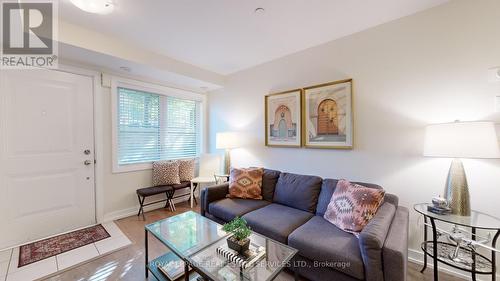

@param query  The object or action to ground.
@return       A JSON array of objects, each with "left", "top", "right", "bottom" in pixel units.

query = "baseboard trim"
[
  {"left": 408, "top": 248, "right": 499, "bottom": 280},
  {"left": 101, "top": 195, "right": 193, "bottom": 223}
]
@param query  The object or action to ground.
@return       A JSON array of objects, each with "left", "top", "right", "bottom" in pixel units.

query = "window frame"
[{"left": 111, "top": 76, "right": 206, "bottom": 173}]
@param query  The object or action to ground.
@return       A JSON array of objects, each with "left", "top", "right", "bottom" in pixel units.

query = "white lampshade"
[
  {"left": 424, "top": 121, "right": 500, "bottom": 158},
  {"left": 216, "top": 132, "right": 239, "bottom": 149}
]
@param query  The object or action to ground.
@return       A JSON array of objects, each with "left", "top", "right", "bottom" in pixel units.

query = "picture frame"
[
  {"left": 265, "top": 89, "right": 302, "bottom": 147},
  {"left": 302, "top": 79, "right": 353, "bottom": 149}
]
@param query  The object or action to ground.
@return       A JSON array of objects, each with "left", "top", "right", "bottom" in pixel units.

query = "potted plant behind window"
[{"left": 222, "top": 217, "right": 252, "bottom": 254}]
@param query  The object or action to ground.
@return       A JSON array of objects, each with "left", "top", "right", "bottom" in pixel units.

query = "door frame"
[{"left": 52, "top": 64, "right": 104, "bottom": 224}]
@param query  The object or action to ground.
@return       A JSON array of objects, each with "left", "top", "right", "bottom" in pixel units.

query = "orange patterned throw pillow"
[
  {"left": 228, "top": 168, "right": 264, "bottom": 200},
  {"left": 324, "top": 179, "right": 385, "bottom": 234}
]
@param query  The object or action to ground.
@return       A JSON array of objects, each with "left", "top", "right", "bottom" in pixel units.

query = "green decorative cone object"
[{"left": 444, "top": 159, "right": 471, "bottom": 216}]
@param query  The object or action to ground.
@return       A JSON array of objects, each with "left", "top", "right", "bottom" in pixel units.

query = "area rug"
[{"left": 18, "top": 224, "right": 110, "bottom": 267}]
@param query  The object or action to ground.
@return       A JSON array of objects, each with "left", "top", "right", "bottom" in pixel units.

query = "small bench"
[{"left": 136, "top": 181, "right": 198, "bottom": 220}]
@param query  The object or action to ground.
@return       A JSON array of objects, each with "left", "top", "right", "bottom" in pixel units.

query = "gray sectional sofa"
[{"left": 200, "top": 169, "right": 409, "bottom": 281}]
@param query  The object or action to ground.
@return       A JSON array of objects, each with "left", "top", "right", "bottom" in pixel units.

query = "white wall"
[
  {"left": 208, "top": 0, "right": 500, "bottom": 274},
  {"left": 79, "top": 72, "right": 203, "bottom": 221},
  {"left": 99, "top": 81, "right": 202, "bottom": 220},
  {"left": 100, "top": 86, "right": 154, "bottom": 219}
]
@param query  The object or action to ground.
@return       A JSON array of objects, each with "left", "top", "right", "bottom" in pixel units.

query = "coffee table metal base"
[{"left": 144, "top": 211, "right": 299, "bottom": 281}]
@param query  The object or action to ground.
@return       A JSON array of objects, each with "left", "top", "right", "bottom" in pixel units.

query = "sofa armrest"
[
  {"left": 200, "top": 183, "right": 229, "bottom": 216},
  {"left": 358, "top": 202, "right": 396, "bottom": 281},
  {"left": 383, "top": 206, "right": 409, "bottom": 281}
]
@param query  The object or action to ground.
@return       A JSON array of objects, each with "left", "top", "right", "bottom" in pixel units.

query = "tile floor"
[{"left": 0, "top": 222, "right": 131, "bottom": 281}]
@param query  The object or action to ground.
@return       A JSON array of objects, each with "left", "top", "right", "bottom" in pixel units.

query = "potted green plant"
[{"left": 222, "top": 217, "right": 252, "bottom": 254}]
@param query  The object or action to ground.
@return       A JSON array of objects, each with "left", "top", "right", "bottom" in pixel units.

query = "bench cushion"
[
  {"left": 137, "top": 181, "right": 190, "bottom": 197},
  {"left": 208, "top": 198, "right": 271, "bottom": 222},
  {"left": 288, "top": 216, "right": 365, "bottom": 280},
  {"left": 242, "top": 203, "right": 313, "bottom": 244},
  {"left": 136, "top": 185, "right": 173, "bottom": 197},
  {"left": 172, "top": 181, "right": 191, "bottom": 190}
]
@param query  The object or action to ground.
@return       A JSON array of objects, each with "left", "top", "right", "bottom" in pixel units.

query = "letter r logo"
[{"left": 2, "top": 2, "right": 53, "bottom": 54}]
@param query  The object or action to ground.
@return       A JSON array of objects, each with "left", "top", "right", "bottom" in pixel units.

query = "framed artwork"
[
  {"left": 265, "top": 89, "right": 302, "bottom": 147},
  {"left": 302, "top": 79, "right": 353, "bottom": 149}
]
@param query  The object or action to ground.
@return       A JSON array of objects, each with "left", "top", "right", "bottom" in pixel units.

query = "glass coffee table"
[{"left": 145, "top": 211, "right": 298, "bottom": 281}]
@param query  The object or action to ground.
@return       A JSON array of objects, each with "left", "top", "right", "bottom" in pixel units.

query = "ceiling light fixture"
[
  {"left": 70, "top": 0, "right": 114, "bottom": 15},
  {"left": 119, "top": 66, "right": 131, "bottom": 72},
  {"left": 254, "top": 7, "right": 265, "bottom": 15}
]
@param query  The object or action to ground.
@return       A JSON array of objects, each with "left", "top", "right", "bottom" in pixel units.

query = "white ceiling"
[
  {"left": 60, "top": 0, "right": 449, "bottom": 75},
  {"left": 59, "top": 43, "right": 223, "bottom": 92}
]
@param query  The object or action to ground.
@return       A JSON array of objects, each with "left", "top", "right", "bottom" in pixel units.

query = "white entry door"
[{"left": 0, "top": 69, "right": 96, "bottom": 249}]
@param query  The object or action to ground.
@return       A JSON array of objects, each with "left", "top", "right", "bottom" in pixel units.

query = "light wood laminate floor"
[{"left": 43, "top": 202, "right": 463, "bottom": 281}]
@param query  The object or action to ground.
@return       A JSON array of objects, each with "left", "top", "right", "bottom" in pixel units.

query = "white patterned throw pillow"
[
  {"left": 178, "top": 159, "right": 195, "bottom": 182},
  {"left": 152, "top": 160, "right": 180, "bottom": 186}
]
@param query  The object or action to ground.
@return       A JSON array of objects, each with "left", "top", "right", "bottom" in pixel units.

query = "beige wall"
[
  {"left": 98, "top": 82, "right": 196, "bottom": 220},
  {"left": 100, "top": 87, "right": 154, "bottom": 219},
  {"left": 208, "top": 0, "right": 500, "bottom": 273}
]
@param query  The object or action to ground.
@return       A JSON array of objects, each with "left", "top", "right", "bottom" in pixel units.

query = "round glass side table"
[{"left": 414, "top": 203, "right": 500, "bottom": 281}]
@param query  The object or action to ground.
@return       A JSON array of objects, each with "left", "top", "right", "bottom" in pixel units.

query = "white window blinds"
[{"left": 117, "top": 87, "right": 201, "bottom": 165}]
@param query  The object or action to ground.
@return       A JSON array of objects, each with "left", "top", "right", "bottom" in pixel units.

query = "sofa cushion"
[
  {"left": 316, "top": 179, "right": 339, "bottom": 217},
  {"left": 208, "top": 198, "right": 270, "bottom": 222},
  {"left": 242, "top": 203, "right": 313, "bottom": 244},
  {"left": 262, "top": 168, "right": 281, "bottom": 202},
  {"left": 273, "top": 172, "right": 322, "bottom": 213},
  {"left": 288, "top": 216, "right": 365, "bottom": 280}
]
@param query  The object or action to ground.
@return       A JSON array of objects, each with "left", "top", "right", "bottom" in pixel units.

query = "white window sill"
[
  {"left": 112, "top": 162, "right": 153, "bottom": 174},
  {"left": 112, "top": 157, "right": 200, "bottom": 174}
]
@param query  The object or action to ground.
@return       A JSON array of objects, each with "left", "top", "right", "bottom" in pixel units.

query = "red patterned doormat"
[{"left": 18, "top": 224, "right": 110, "bottom": 268}]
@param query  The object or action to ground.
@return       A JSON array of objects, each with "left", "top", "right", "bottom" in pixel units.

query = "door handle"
[{"left": 84, "top": 160, "right": 92, "bottom": 165}]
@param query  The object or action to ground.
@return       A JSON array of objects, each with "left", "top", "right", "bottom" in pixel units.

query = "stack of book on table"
[
  {"left": 216, "top": 243, "right": 266, "bottom": 270},
  {"left": 427, "top": 205, "right": 451, "bottom": 215}
]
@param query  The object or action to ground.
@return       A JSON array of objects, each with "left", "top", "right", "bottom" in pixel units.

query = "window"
[{"left": 112, "top": 79, "right": 204, "bottom": 172}]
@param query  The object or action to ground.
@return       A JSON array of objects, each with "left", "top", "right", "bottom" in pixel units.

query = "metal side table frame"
[{"left": 415, "top": 203, "right": 500, "bottom": 281}]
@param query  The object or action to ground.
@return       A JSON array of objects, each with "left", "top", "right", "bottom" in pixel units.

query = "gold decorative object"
[
  {"left": 445, "top": 159, "right": 470, "bottom": 216},
  {"left": 224, "top": 149, "right": 231, "bottom": 175},
  {"left": 216, "top": 132, "right": 239, "bottom": 174}
]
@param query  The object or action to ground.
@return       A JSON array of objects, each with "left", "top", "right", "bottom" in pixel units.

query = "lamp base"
[
  {"left": 224, "top": 149, "right": 231, "bottom": 175},
  {"left": 445, "top": 159, "right": 471, "bottom": 216}
]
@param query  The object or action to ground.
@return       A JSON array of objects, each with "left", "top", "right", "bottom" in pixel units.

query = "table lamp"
[
  {"left": 216, "top": 132, "right": 239, "bottom": 174},
  {"left": 423, "top": 121, "right": 500, "bottom": 216}
]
